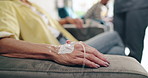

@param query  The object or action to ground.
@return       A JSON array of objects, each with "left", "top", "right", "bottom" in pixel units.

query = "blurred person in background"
[
  {"left": 114, "top": 0, "right": 148, "bottom": 63},
  {"left": 84, "top": 0, "right": 110, "bottom": 24}
]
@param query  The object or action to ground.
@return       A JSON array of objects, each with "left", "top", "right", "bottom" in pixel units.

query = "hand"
[
  {"left": 53, "top": 42, "right": 110, "bottom": 68},
  {"left": 59, "top": 17, "right": 83, "bottom": 28},
  {"left": 65, "top": 17, "right": 83, "bottom": 28}
]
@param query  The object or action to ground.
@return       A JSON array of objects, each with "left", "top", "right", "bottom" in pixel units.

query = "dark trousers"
[{"left": 113, "top": 9, "right": 148, "bottom": 62}]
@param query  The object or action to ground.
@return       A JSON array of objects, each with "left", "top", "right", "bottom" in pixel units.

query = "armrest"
[
  {"left": 0, "top": 55, "right": 147, "bottom": 78},
  {"left": 63, "top": 23, "right": 105, "bottom": 29},
  {"left": 63, "top": 19, "right": 112, "bottom": 41},
  {"left": 63, "top": 19, "right": 113, "bottom": 32},
  {"left": 65, "top": 27, "right": 104, "bottom": 41}
]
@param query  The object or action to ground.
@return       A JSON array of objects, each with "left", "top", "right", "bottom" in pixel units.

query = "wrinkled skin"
[{"left": 54, "top": 41, "right": 110, "bottom": 68}]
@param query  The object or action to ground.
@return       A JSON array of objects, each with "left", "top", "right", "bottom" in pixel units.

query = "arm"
[
  {"left": 0, "top": 38, "right": 109, "bottom": 68},
  {"left": 84, "top": 3, "right": 98, "bottom": 19},
  {"left": 84, "top": 2, "right": 102, "bottom": 20},
  {"left": 0, "top": 38, "right": 56, "bottom": 60}
]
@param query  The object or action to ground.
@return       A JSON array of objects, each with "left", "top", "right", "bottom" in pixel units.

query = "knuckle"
[
  {"left": 74, "top": 44, "right": 81, "bottom": 48},
  {"left": 85, "top": 60, "right": 95, "bottom": 67},
  {"left": 92, "top": 48, "right": 97, "bottom": 52},
  {"left": 69, "top": 59, "right": 76, "bottom": 64},
  {"left": 76, "top": 53, "right": 83, "bottom": 57},
  {"left": 87, "top": 54, "right": 94, "bottom": 59}
]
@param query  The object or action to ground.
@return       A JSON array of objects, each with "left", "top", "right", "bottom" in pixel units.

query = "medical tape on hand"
[
  {"left": 58, "top": 42, "right": 76, "bottom": 54},
  {"left": 49, "top": 42, "right": 86, "bottom": 69},
  {"left": 58, "top": 42, "right": 86, "bottom": 69}
]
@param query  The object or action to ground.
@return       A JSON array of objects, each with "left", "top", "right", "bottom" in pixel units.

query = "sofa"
[{"left": 0, "top": 55, "right": 147, "bottom": 78}]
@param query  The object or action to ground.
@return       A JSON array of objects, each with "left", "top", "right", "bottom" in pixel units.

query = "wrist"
[
  {"left": 44, "top": 45, "right": 60, "bottom": 60},
  {"left": 59, "top": 18, "right": 68, "bottom": 25}
]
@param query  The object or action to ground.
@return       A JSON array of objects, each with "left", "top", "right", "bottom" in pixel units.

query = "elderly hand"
[
  {"left": 53, "top": 42, "right": 110, "bottom": 68},
  {"left": 65, "top": 17, "right": 83, "bottom": 28},
  {"left": 59, "top": 17, "right": 84, "bottom": 28}
]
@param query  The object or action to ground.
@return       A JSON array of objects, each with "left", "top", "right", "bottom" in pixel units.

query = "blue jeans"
[
  {"left": 59, "top": 31, "right": 125, "bottom": 55},
  {"left": 85, "top": 31, "right": 125, "bottom": 55}
]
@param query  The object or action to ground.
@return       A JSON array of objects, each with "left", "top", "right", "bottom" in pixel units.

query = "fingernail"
[
  {"left": 104, "top": 62, "right": 109, "bottom": 67},
  {"left": 108, "top": 61, "right": 110, "bottom": 64},
  {"left": 105, "top": 58, "right": 110, "bottom": 64},
  {"left": 104, "top": 58, "right": 110, "bottom": 63},
  {"left": 106, "top": 61, "right": 110, "bottom": 64},
  {"left": 95, "top": 64, "right": 100, "bottom": 68}
]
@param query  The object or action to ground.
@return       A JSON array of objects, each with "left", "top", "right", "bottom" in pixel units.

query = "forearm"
[{"left": 0, "top": 38, "right": 57, "bottom": 60}]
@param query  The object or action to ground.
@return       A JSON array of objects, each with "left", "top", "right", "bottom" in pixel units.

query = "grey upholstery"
[{"left": 0, "top": 55, "right": 148, "bottom": 78}]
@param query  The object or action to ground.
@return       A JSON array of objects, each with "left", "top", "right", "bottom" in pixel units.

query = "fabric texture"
[
  {"left": 0, "top": 55, "right": 147, "bottom": 78},
  {"left": 84, "top": 2, "right": 103, "bottom": 20}
]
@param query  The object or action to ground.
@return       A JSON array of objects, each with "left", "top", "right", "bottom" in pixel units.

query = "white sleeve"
[{"left": 0, "top": 31, "right": 14, "bottom": 38}]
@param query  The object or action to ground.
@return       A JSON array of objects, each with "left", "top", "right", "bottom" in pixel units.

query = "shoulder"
[
  {"left": 0, "top": 0, "right": 23, "bottom": 16},
  {"left": 90, "top": 2, "right": 102, "bottom": 10}
]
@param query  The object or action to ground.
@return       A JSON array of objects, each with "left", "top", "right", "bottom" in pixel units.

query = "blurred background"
[
  {"left": 29, "top": 0, "right": 114, "bottom": 19},
  {"left": 29, "top": 0, "right": 148, "bottom": 72}
]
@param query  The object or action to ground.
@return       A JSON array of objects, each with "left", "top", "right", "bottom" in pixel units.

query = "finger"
[
  {"left": 73, "top": 42, "right": 107, "bottom": 64},
  {"left": 73, "top": 58, "right": 100, "bottom": 68},
  {"left": 85, "top": 45, "right": 110, "bottom": 64},
  {"left": 77, "top": 53, "right": 109, "bottom": 67},
  {"left": 73, "top": 43, "right": 84, "bottom": 51},
  {"left": 66, "top": 17, "right": 75, "bottom": 24},
  {"left": 77, "top": 19, "right": 83, "bottom": 28},
  {"left": 88, "top": 48, "right": 109, "bottom": 63},
  {"left": 68, "top": 18, "right": 83, "bottom": 29},
  {"left": 75, "top": 19, "right": 83, "bottom": 28},
  {"left": 95, "top": 51, "right": 110, "bottom": 64},
  {"left": 86, "top": 54, "right": 109, "bottom": 67}
]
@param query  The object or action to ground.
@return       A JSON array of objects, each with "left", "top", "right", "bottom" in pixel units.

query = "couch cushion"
[{"left": 0, "top": 55, "right": 147, "bottom": 78}]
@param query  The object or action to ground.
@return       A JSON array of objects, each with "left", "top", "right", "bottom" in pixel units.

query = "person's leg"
[
  {"left": 113, "top": 12, "right": 126, "bottom": 44},
  {"left": 85, "top": 31, "right": 125, "bottom": 55},
  {"left": 125, "top": 9, "right": 148, "bottom": 62},
  {"left": 57, "top": 34, "right": 68, "bottom": 44},
  {"left": 58, "top": 37, "right": 67, "bottom": 44}
]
